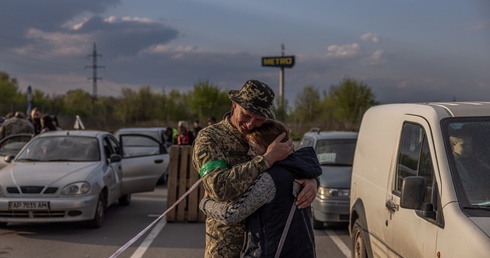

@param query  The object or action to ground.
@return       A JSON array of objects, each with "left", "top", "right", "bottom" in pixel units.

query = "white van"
[{"left": 349, "top": 102, "right": 490, "bottom": 257}]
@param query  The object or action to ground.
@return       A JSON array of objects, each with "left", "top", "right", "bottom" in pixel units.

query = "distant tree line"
[{"left": 0, "top": 71, "right": 378, "bottom": 138}]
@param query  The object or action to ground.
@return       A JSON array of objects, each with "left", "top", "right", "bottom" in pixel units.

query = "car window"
[
  {"left": 103, "top": 137, "right": 115, "bottom": 159},
  {"left": 0, "top": 135, "right": 32, "bottom": 156},
  {"left": 16, "top": 136, "right": 99, "bottom": 162},
  {"left": 395, "top": 122, "right": 436, "bottom": 205},
  {"left": 298, "top": 136, "right": 314, "bottom": 148},
  {"left": 443, "top": 119, "right": 490, "bottom": 207},
  {"left": 120, "top": 135, "right": 163, "bottom": 158},
  {"left": 315, "top": 138, "right": 356, "bottom": 166}
]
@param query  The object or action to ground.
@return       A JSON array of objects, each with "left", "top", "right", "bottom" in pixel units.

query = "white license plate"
[{"left": 8, "top": 201, "right": 50, "bottom": 210}]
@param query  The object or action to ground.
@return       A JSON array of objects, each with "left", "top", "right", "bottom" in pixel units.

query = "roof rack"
[{"left": 309, "top": 127, "right": 321, "bottom": 134}]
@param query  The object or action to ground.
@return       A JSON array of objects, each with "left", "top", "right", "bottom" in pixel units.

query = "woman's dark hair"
[{"left": 41, "top": 115, "right": 57, "bottom": 131}]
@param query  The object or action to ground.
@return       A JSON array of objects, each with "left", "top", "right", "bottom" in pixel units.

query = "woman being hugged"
[{"left": 200, "top": 120, "right": 322, "bottom": 257}]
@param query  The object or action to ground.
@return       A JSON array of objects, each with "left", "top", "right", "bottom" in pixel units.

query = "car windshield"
[
  {"left": 315, "top": 139, "right": 356, "bottom": 166},
  {"left": 16, "top": 136, "right": 100, "bottom": 162},
  {"left": 0, "top": 136, "right": 32, "bottom": 156},
  {"left": 444, "top": 118, "right": 490, "bottom": 207}
]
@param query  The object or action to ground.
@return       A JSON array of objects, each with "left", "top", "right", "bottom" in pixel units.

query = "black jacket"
[{"left": 242, "top": 147, "right": 322, "bottom": 258}]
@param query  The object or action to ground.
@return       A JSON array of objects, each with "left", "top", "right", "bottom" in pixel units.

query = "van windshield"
[{"left": 443, "top": 118, "right": 490, "bottom": 208}]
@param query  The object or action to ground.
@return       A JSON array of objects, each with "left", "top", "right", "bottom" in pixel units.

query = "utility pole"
[{"left": 85, "top": 43, "right": 104, "bottom": 105}]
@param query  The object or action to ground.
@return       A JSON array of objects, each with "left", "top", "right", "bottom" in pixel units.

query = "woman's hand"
[{"left": 294, "top": 178, "right": 318, "bottom": 209}]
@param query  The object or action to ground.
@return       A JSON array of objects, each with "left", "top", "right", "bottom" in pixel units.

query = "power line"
[{"left": 85, "top": 43, "right": 104, "bottom": 103}]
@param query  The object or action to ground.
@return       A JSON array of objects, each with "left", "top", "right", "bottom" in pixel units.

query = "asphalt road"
[{"left": 0, "top": 184, "right": 351, "bottom": 258}]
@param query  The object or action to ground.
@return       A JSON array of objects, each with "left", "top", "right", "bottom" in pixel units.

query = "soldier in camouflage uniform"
[
  {"left": 0, "top": 111, "right": 34, "bottom": 140},
  {"left": 193, "top": 80, "right": 318, "bottom": 258}
]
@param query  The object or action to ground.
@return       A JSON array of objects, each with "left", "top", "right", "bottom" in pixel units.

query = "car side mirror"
[
  {"left": 400, "top": 176, "right": 426, "bottom": 210},
  {"left": 4, "top": 155, "right": 15, "bottom": 163},
  {"left": 109, "top": 154, "right": 122, "bottom": 163}
]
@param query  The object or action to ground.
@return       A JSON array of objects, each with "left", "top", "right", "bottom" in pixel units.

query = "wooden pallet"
[{"left": 166, "top": 145, "right": 205, "bottom": 222}]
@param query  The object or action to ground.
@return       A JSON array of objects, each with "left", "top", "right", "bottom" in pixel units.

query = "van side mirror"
[{"left": 400, "top": 176, "right": 426, "bottom": 209}]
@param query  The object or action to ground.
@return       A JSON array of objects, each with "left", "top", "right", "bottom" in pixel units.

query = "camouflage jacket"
[
  {"left": 192, "top": 113, "right": 270, "bottom": 258},
  {"left": 0, "top": 118, "right": 34, "bottom": 140}
]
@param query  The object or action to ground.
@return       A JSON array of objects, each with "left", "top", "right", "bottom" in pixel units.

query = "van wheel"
[
  {"left": 352, "top": 219, "right": 367, "bottom": 258},
  {"left": 87, "top": 192, "right": 106, "bottom": 229}
]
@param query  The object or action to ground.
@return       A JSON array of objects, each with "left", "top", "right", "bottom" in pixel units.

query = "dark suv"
[{"left": 298, "top": 128, "right": 358, "bottom": 229}]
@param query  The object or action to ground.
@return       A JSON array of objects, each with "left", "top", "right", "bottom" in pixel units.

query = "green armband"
[{"left": 200, "top": 160, "right": 227, "bottom": 178}]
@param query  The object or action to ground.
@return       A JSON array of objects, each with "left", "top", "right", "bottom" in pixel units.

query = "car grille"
[
  {"left": 0, "top": 211, "right": 65, "bottom": 218},
  {"left": 6, "top": 186, "right": 58, "bottom": 194}
]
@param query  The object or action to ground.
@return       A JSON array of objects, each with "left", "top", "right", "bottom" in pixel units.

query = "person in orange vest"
[{"left": 175, "top": 120, "right": 195, "bottom": 145}]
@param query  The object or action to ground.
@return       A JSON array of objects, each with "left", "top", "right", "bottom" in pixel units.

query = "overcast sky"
[{"left": 1, "top": 0, "right": 489, "bottom": 106}]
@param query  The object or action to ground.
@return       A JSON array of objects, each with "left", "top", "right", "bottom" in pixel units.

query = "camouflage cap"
[{"left": 228, "top": 80, "right": 276, "bottom": 119}]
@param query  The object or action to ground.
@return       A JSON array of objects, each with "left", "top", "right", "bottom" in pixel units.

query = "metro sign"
[{"left": 261, "top": 56, "right": 295, "bottom": 68}]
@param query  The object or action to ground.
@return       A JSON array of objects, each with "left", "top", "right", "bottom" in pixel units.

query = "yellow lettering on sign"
[
  {"left": 262, "top": 56, "right": 295, "bottom": 67},
  {"left": 263, "top": 59, "right": 275, "bottom": 65}
]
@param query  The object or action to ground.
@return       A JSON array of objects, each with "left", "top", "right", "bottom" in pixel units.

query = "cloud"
[
  {"left": 369, "top": 49, "right": 386, "bottom": 65},
  {"left": 361, "top": 33, "right": 380, "bottom": 43},
  {"left": 74, "top": 15, "right": 179, "bottom": 57},
  {"left": 326, "top": 43, "right": 360, "bottom": 58}
]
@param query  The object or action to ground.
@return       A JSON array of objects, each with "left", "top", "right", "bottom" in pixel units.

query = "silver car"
[
  {"left": 0, "top": 133, "right": 34, "bottom": 170},
  {"left": 298, "top": 129, "right": 358, "bottom": 229},
  {"left": 0, "top": 130, "right": 163, "bottom": 228}
]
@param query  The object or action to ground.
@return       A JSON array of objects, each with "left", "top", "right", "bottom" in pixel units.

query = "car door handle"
[
  {"left": 385, "top": 199, "right": 399, "bottom": 212},
  {"left": 154, "top": 159, "right": 163, "bottom": 164}
]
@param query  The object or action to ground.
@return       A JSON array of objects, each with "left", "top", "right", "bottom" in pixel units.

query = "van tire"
[{"left": 352, "top": 219, "right": 367, "bottom": 258}]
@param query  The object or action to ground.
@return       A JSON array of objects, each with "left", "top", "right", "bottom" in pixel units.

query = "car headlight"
[
  {"left": 61, "top": 182, "right": 91, "bottom": 195},
  {"left": 0, "top": 186, "right": 4, "bottom": 197},
  {"left": 318, "top": 187, "right": 350, "bottom": 197}
]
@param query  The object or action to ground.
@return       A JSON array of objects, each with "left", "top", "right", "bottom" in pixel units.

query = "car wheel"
[
  {"left": 119, "top": 194, "right": 131, "bottom": 206},
  {"left": 311, "top": 208, "right": 324, "bottom": 229},
  {"left": 312, "top": 215, "right": 324, "bottom": 229},
  {"left": 87, "top": 192, "right": 106, "bottom": 229},
  {"left": 0, "top": 222, "right": 7, "bottom": 228},
  {"left": 352, "top": 219, "right": 368, "bottom": 258}
]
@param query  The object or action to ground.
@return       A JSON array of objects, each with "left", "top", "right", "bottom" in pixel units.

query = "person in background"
[
  {"left": 175, "top": 120, "right": 195, "bottom": 145},
  {"left": 164, "top": 127, "right": 174, "bottom": 147},
  {"left": 29, "top": 107, "right": 42, "bottom": 135},
  {"left": 200, "top": 119, "right": 321, "bottom": 257},
  {"left": 51, "top": 115, "right": 62, "bottom": 130},
  {"left": 207, "top": 116, "right": 217, "bottom": 126},
  {"left": 40, "top": 115, "right": 57, "bottom": 133},
  {"left": 193, "top": 119, "right": 203, "bottom": 136},
  {"left": 192, "top": 79, "right": 317, "bottom": 257},
  {"left": 0, "top": 111, "right": 34, "bottom": 140}
]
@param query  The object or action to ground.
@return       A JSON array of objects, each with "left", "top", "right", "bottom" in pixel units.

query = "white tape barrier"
[{"left": 109, "top": 178, "right": 203, "bottom": 258}]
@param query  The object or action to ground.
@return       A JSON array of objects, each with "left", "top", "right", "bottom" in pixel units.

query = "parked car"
[
  {"left": 350, "top": 102, "right": 490, "bottom": 257},
  {"left": 0, "top": 133, "right": 34, "bottom": 170},
  {"left": 114, "top": 127, "right": 170, "bottom": 184},
  {"left": 0, "top": 130, "right": 163, "bottom": 228},
  {"left": 298, "top": 128, "right": 358, "bottom": 229}
]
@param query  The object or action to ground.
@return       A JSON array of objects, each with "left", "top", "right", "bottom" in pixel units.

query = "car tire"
[
  {"left": 119, "top": 194, "right": 131, "bottom": 206},
  {"left": 0, "top": 222, "right": 7, "bottom": 228},
  {"left": 352, "top": 219, "right": 368, "bottom": 258},
  {"left": 87, "top": 192, "right": 106, "bottom": 229},
  {"left": 312, "top": 215, "right": 324, "bottom": 229}
]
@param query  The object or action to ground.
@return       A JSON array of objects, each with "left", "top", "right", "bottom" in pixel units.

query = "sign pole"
[
  {"left": 279, "top": 44, "right": 285, "bottom": 110},
  {"left": 261, "top": 44, "right": 295, "bottom": 120}
]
